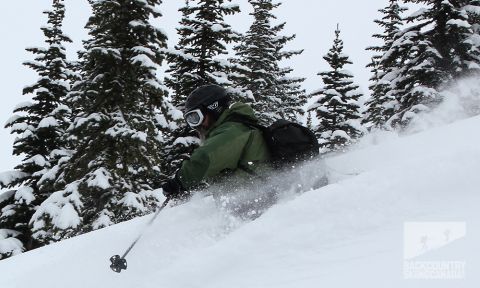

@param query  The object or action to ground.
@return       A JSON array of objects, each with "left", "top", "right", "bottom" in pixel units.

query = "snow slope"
[{"left": 1, "top": 115, "right": 479, "bottom": 288}]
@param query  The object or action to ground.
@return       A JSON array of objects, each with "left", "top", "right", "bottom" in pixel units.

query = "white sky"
[{"left": 0, "top": 0, "right": 401, "bottom": 173}]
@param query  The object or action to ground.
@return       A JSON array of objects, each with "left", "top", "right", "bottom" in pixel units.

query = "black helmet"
[{"left": 184, "top": 85, "right": 231, "bottom": 119}]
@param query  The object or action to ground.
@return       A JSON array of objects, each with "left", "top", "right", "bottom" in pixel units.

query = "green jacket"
[{"left": 178, "top": 102, "right": 271, "bottom": 190}]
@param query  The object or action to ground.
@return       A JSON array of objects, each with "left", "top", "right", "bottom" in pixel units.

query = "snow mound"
[{"left": 1, "top": 115, "right": 480, "bottom": 287}]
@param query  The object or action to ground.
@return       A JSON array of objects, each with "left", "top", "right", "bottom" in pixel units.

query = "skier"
[
  {"left": 112, "top": 87, "right": 320, "bottom": 273},
  {"left": 111, "top": 86, "right": 272, "bottom": 272},
  {"left": 161, "top": 85, "right": 271, "bottom": 199}
]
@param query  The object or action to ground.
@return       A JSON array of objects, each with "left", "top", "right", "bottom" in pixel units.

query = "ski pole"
[{"left": 109, "top": 197, "right": 171, "bottom": 273}]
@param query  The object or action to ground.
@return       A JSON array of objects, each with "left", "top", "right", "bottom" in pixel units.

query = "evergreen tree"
[
  {"left": 233, "top": 0, "right": 305, "bottom": 124},
  {"left": 383, "top": 23, "right": 441, "bottom": 127},
  {"left": 383, "top": 0, "right": 480, "bottom": 127},
  {"left": 29, "top": 0, "right": 173, "bottom": 244},
  {"left": 305, "top": 111, "right": 313, "bottom": 130},
  {"left": 363, "top": 0, "right": 407, "bottom": 129},
  {"left": 273, "top": 22, "right": 307, "bottom": 122},
  {"left": 415, "top": 0, "right": 480, "bottom": 77},
  {"left": 164, "top": 0, "right": 240, "bottom": 175},
  {"left": 276, "top": 72, "right": 307, "bottom": 122},
  {"left": 232, "top": 0, "right": 281, "bottom": 115},
  {"left": 463, "top": 0, "right": 480, "bottom": 64},
  {"left": 466, "top": 0, "right": 480, "bottom": 28},
  {"left": 0, "top": 0, "right": 72, "bottom": 259},
  {"left": 364, "top": 56, "right": 386, "bottom": 128},
  {"left": 166, "top": 0, "right": 240, "bottom": 98},
  {"left": 308, "top": 25, "right": 364, "bottom": 151}
]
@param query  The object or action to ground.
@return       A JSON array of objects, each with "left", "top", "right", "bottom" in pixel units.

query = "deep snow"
[{"left": 1, "top": 109, "right": 479, "bottom": 287}]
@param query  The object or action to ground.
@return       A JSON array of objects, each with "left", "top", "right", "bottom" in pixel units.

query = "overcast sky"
[{"left": 0, "top": 0, "right": 403, "bottom": 174}]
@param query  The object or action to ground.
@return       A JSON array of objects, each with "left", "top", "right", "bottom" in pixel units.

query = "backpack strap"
[{"left": 225, "top": 114, "right": 267, "bottom": 131}]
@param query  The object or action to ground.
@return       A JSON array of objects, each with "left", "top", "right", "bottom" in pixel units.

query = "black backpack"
[{"left": 231, "top": 117, "right": 320, "bottom": 168}]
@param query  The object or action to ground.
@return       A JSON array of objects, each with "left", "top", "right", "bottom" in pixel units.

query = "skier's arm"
[{"left": 177, "top": 123, "right": 251, "bottom": 190}]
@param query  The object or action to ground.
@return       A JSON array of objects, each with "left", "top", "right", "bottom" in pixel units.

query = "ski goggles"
[{"left": 184, "top": 108, "right": 205, "bottom": 128}]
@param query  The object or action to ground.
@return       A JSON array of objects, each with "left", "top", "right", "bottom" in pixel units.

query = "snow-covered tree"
[
  {"left": 0, "top": 0, "right": 72, "bottom": 259},
  {"left": 273, "top": 21, "right": 307, "bottom": 122},
  {"left": 308, "top": 25, "right": 364, "bottom": 151},
  {"left": 410, "top": 0, "right": 480, "bottom": 77},
  {"left": 382, "top": 23, "right": 442, "bottom": 128},
  {"left": 30, "top": 0, "right": 173, "bottom": 244},
  {"left": 164, "top": 0, "right": 241, "bottom": 175},
  {"left": 232, "top": 0, "right": 280, "bottom": 112},
  {"left": 382, "top": 0, "right": 480, "bottom": 128},
  {"left": 233, "top": 0, "right": 305, "bottom": 124},
  {"left": 363, "top": 0, "right": 407, "bottom": 129},
  {"left": 462, "top": 0, "right": 480, "bottom": 66},
  {"left": 305, "top": 111, "right": 313, "bottom": 130},
  {"left": 166, "top": 0, "right": 241, "bottom": 98},
  {"left": 465, "top": 0, "right": 480, "bottom": 27}
]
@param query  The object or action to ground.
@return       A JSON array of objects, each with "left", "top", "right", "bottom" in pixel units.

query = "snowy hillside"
[{"left": 1, "top": 114, "right": 479, "bottom": 288}]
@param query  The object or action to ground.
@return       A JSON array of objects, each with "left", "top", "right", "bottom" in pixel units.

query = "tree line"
[{"left": 1, "top": 0, "right": 479, "bottom": 259}]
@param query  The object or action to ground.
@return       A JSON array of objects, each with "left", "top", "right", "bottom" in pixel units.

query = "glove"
[{"left": 161, "top": 174, "right": 186, "bottom": 199}]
